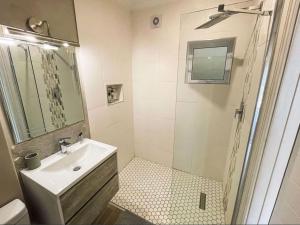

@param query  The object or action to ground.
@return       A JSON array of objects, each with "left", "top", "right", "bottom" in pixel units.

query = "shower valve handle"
[{"left": 235, "top": 101, "right": 245, "bottom": 121}]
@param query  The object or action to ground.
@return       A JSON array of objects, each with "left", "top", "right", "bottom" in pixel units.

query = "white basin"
[{"left": 21, "top": 139, "right": 117, "bottom": 196}]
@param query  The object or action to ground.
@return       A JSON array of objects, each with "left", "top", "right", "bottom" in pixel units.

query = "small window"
[{"left": 185, "top": 38, "right": 236, "bottom": 84}]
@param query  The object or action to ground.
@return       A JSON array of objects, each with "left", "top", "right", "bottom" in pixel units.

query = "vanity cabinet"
[
  {"left": 0, "top": 0, "right": 79, "bottom": 45},
  {"left": 21, "top": 153, "right": 119, "bottom": 225},
  {"left": 67, "top": 175, "right": 119, "bottom": 225},
  {"left": 61, "top": 154, "right": 118, "bottom": 222}
]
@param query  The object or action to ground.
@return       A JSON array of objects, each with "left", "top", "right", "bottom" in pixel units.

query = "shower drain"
[
  {"left": 73, "top": 166, "right": 81, "bottom": 171},
  {"left": 199, "top": 192, "right": 207, "bottom": 210}
]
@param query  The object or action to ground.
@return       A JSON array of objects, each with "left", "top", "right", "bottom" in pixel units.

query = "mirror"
[
  {"left": 0, "top": 43, "right": 85, "bottom": 143},
  {"left": 186, "top": 38, "right": 235, "bottom": 84}
]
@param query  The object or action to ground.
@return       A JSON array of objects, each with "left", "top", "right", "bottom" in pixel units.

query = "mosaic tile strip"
[
  {"left": 112, "top": 158, "right": 225, "bottom": 224},
  {"left": 222, "top": 16, "right": 266, "bottom": 212},
  {"left": 41, "top": 50, "right": 66, "bottom": 129}
]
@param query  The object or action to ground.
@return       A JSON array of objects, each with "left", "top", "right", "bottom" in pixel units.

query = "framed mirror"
[
  {"left": 185, "top": 37, "right": 236, "bottom": 84},
  {"left": 0, "top": 42, "right": 85, "bottom": 143}
]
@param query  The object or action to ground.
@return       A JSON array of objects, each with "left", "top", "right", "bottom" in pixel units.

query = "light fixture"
[
  {"left": 3, "top": 27, "right": 9, "bottom": 35},
  {"left": 63, "top": 42, "right": 69, "bottom": 47},
  {"left": 0, "top": 38, "right": 17, "bottom": 46},
  {"left": 24, "top": 35, "right": 38, "bottom": 42},
  {"left": 42, "top": 44, "right": 59, "bottom": 50}
]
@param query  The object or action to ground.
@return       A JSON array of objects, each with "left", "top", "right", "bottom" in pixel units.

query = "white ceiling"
[{"left": 116, "top": 0, "right": 179, "bottom": 11}]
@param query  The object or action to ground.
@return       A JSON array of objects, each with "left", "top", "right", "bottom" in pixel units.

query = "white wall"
[
  {"left": 74, "top": 0, "right": 134, "bottom": 171},
  {"left": 131, "top": 3, "right": 179, "bottom": 167},
  {"left": 270, "top": 130, "right": 300, "bottom": 224},
  {"left": 131, "top": 0, "right": 254, "bottom": 171}
]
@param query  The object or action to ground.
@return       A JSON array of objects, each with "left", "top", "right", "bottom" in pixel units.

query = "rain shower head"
[
  {"left": 195, "top": 3, "right": 272, "bottom": 30},
  {"left": 195, "top": 12, "right": 234, "bottom": 29}
]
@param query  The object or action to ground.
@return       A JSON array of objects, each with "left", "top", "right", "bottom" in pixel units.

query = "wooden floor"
[{"left": 95, "top": 203, "right": 153, "bottom": 225}]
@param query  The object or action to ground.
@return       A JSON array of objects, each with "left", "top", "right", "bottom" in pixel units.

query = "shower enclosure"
[
  {"left": 172, "top": 1, "right": 272, "bottom": 223},
  {"left": 111, "top": 1, "right": 278, "bottom": 224}
]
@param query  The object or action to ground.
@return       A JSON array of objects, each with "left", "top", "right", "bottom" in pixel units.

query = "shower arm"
[{"left": 217, "top": 4, "right": 272, "bottom": 16}]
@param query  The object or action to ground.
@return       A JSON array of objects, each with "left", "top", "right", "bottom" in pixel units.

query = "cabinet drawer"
[
  {"left": 60, "top": 154, "right": 117, "bottom": 222},
  {"left": 67, "top": 175, "right": 119, "bottom": 225}
]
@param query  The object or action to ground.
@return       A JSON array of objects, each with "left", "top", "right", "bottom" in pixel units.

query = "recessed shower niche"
[{"left": 106, "top": 84, "right": 124, "bottom": 105}]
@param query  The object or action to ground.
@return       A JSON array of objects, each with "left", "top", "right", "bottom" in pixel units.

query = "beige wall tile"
[{"left": 75, "top": 0, "right": 135, "bottom": 171}]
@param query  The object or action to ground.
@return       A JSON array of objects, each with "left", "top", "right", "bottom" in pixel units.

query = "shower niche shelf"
[{"left": 106, "top": 84, "right": 124, "bottom": 105}]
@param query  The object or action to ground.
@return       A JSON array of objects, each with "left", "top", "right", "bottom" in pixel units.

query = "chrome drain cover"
[{"left": 73, "top": 166, "right": 81, "bottom": 171}]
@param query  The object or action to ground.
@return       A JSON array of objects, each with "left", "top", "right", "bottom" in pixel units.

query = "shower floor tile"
[{"left": 111, "top": 158, "right": 225, "bottom": 224}]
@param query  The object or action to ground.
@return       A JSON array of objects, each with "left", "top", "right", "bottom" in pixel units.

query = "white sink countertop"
[{"left": 21, "top": 139, "right": 117, "bottom": 196}]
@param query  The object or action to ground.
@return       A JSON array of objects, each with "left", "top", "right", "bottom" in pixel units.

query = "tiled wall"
[
  {"left": 131, "top": 3, "right": 179, "bottom": 167},
  {"left": 74, "top": 0, "right": 135, "bottom": 171},
  {"left": 131, "top": 0, "right": 275, "bottom": 222},
  {"left": 271, "top": 130, "right": 300, "bottom": 224},
  {"left": 131, "top": 0, "right": 255, "bottom": 170},
  {"left": 173, "top": 3, "right": 256, "bottom": 181}
]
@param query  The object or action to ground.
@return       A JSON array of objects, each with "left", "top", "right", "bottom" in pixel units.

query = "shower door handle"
[{"left": 235, "top": 101, "right": 244, "bottom": 121}]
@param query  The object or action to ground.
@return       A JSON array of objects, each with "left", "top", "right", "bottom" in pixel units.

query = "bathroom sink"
[{"left": 21, "top": 139, "right": 117, "bottom": 196}]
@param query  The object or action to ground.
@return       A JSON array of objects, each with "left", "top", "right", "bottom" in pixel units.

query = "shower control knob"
[{"left": 235, "top": 101, "right": 245, "bottom": 121}]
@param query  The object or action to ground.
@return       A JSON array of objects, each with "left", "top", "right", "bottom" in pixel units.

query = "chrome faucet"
[
  {"left": 58, "top": 137, "right": 72, "bottom": 154},
  {"left": 78, "top": 132, "right": 84, "bottom": 143}
]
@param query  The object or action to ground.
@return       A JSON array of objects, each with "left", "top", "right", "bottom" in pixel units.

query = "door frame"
[{"left": 238, "top": 0, "right": 300, "bottom": 223}]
